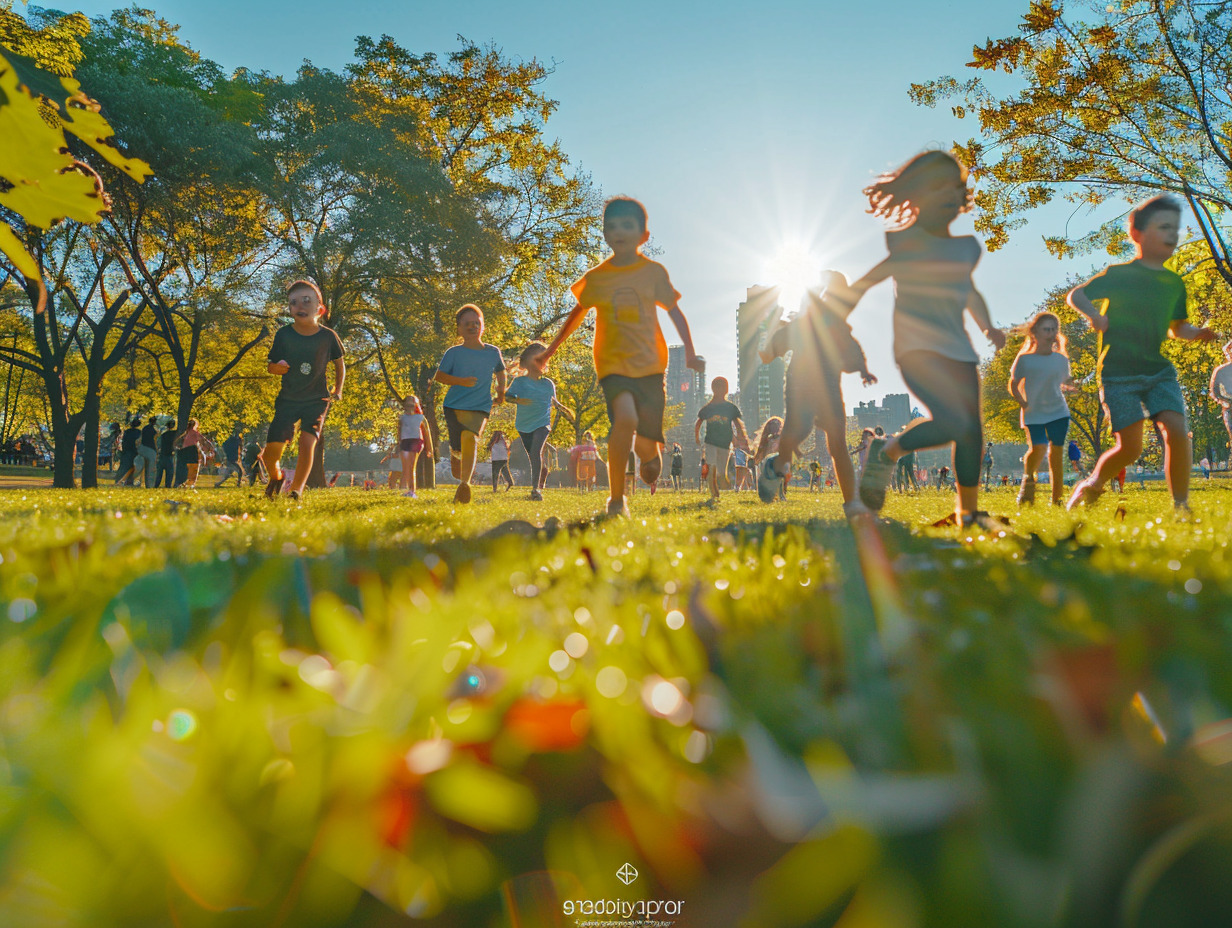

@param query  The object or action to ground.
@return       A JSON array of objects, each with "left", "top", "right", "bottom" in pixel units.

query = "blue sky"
[{"left": 64, "top": 0, "right": 1120, "bottom": 409}]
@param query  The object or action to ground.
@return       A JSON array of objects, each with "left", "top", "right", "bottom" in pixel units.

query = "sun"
[{"left": 763, "top": 241, "right": 820, "bottom": 317}]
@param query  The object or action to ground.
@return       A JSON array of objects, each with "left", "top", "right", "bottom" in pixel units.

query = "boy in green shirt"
[{"left": 1066, "top": 195, "right": 1216, "bottom": 512}]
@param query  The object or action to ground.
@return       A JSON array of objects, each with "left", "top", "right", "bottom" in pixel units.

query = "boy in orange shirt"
[{"left": 542, "top": 197, "right": 703, "bottom": 517}]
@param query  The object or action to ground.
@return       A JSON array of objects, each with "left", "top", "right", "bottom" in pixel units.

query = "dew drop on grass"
[
  {"left": 595, "top": 666, "right": 627, "bottom": 699},
  {"left": 665, "top": 610, "right": 685, "bottom": 630}
]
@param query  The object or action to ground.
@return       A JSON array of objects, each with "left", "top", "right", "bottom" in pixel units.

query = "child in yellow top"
[{"left": 542, "top": 197, "right": 703, "bottom": 517}]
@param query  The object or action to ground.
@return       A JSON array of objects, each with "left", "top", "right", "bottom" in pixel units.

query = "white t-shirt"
[
  {"left": 886, "top": 228, "right": 982, "bottom": 364},
  {"left": 399, "top": 413, "right": 425, "bottom": 440},
  {"left": 1210, "top": 363, "right": 1232, "bottom": 406},
  {"left": 1009, "top": 351, "right": 1071, "bottom": 426}
]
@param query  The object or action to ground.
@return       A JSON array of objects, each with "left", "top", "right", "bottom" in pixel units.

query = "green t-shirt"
[{"left": 1083, "top": 261, "right": 1188, "bottom": 376}]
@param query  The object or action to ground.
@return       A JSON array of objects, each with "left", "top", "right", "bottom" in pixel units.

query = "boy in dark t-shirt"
[
  {"left": 693, "top": 376, "right": 745, "bottom": 500},
  {"left": 155, "top": 421, "right": 177, "bottom": 488},
  {"left": 1066, "top": 195, "right": 1215, "bottom": 512},
  {"left": 261, "top": 280, "right": 345, "bottom": 501}
]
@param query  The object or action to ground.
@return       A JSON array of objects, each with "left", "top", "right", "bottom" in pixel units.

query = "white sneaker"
[{"left": 842, "top": 499, "right": 871, "bottom": 519}]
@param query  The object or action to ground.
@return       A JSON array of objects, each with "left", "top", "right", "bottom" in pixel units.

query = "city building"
[
  {"left": 664, "top": 344, "right": 707, "bottom": 474},
  {"left": 853, "top": 394, "right": 912, "bottom": 435},
  {"left": 736, "top": 285, "right": 785, "bottom": 427}
]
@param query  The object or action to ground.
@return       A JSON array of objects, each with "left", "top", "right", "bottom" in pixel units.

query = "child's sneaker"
[
  {"left": 858, "top": 439, "right": 894, "bottom": 511},
  {"left": 264, "top": 471, "right": 286, "bottom": 500},
  {"left": 605, "top": 497, "right": 630, "bottom": 519},
  {"left": 1017, "top": 475, "right": 1036, "bottom": 505},
  {"left": 529, "top": 488, "right": 543, "bottom": 501},
  {"left": 1065, "top": 479, "right": 1103, "bottom": 510},
  {"left": 757, "top": 455, "right": 783, "bottom": 503},
  {"left": 288, "top": 489, "right": 301, "bottom": 502},
  {"left": 842, "top": 498, "right": 871, "bottom": 519},
  {"left": 454, "top": 482, "right": 472, "bottom": 504}
]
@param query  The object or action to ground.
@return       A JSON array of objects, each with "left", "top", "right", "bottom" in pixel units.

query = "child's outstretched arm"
[
  {"left": 1067, "top": 280, "right": 1107, "bottom": 333},
  {"left": 551, "top": 398, "right": 576, "bottom": 423},
  {"left": 1169, "top": 319, "right": 1217, "bottom": 342},
  {"left": 434, "top": 370, "right": 477, "bottom": 387},
  {"left": 541, "top": 304, "right": 588, "bottom": 363},
  {"left": 824, "top": 260, "right": 892, "bottom": 317},
  {"left": 965, "top": 288, "right": 1006, "bottom": 350},
  {"left": 331, "top": 357, "right": 345, "bottom": 401}
]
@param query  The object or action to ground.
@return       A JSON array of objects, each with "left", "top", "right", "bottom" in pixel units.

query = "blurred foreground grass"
[{"left": 1, "top": 483, "right": 1231, "bottom": 928}]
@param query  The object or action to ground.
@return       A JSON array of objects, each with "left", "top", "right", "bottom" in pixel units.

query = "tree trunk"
[
  {"left": 417, "top": 363, "right": 437, "bottom": 490},
  {"left": 80, "top": 389, "right": 101, "bottom": 488}
]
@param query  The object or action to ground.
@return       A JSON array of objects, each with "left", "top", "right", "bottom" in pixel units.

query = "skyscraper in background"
[{"left": 736, "top": 286, "right": 785, "bottom": 428}]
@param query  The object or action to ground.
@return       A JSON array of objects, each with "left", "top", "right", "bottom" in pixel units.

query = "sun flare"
[{"left": 763, "top": 241, "right": 821, "bottom": 317}]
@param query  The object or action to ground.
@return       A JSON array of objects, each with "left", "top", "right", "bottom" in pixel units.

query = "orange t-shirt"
[{"left": 569, "top": 255, "right": 680, "bottom": 379}]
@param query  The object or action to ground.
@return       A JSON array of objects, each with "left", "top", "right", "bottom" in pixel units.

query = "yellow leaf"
[
  {"left": 424, "top": 757, "right": 537, "bottom": 832},
  {"left": 0, "top": 222, "right": 40, "bottom": 279},
  {"left": 59, "top": 77, "right": 154, "bottom": 183}
]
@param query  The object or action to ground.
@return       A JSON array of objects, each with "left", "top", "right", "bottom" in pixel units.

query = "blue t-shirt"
[
  {"left": 439, "top": 344, "right": 505, "bottom": 413},
  {"left": 506, "top": 375, "right": 556, "bottom": 432}
]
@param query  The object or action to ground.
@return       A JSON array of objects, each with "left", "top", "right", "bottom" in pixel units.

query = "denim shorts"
[
  {"left": 1100, "top": 367, "right": 1187, "bottom": 433},
  {"left": 1025, "top": 416, "right": 1069, "bottom": 447}
]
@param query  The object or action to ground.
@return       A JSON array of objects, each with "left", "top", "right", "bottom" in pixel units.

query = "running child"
[
  {"left": 1065, "top": 195, "right": 1216, "bottom": 512},
  {"left": 434, "top": 304, "right": 506, "bottom": 504},
  {"left": 541, "top": 196, "right": 703, "bottom": 518},
  {"left": 261, "top": 280, "right": 345, "bottom": 501},
  {"left": 571, "top": 432, "right": 601, "bottom": 492},
  {"left": 396, "top": 395, "right": 432, "bottom": 497},
  {"left": 487, "top": 430, "right": 514, "bottom": 492},
  {"left": 733, "top": 436, "right": 752, "bottom": 491},
  {"left": 173, "top": 419, "right": 214, "bottom": 489},
  {"left": 670, "top": 442, "right": 684, "bottom": 491},
  {"left": 505, "top": 341, "right": 575, "bottom": 501},
  {"left": 755, "top": 272, "right": 877, "bottom": 513},
  {"left": 1209, "top": 340, "right": 1232, "bottom": 455},
  {"left": 1007, "top": 311, "right": 1077, "bottom": 505},
  {"left": 694, "top": 376, "right": 746, "bottom": 501},
  {"left": 751, "top": 416, "right": 787, "bottom": 501},
  {"left": 833, "top": 151, "right": 1007, "bottom": 527}
]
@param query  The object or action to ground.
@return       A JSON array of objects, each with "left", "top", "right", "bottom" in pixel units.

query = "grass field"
[{"left": 1, "top": 483, "right": 1231, "bottom": 928}]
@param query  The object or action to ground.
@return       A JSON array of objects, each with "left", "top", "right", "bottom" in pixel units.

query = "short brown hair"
[
  {"left": 711, "top": 376, "right": 728, "bottom": 394},
  {"left": 286, "top": 279, "right": 327, "bottom": 318},
  {"left": 455, "top": 304, "right": 484, "bottom": 326},
  {"left": 603, "top": 196, "right": 648, "bottom": 232},
  {"left": 1128, "top": 194, "right": 1182, "bottom": 232}
]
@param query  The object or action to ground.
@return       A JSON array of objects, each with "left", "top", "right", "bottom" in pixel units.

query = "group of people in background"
[{"left": 50, "top": 153, "right": 1232, "bottom": 528}]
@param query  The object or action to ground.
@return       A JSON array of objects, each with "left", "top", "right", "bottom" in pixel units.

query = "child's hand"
[
  {"left": 686, "top": 352, "right": 704, "bottom": 373},
  {"left": 758, "top": 347, "right": 773, "bottom": 365},
  {"left": 1194, "top": 326, "right": 1218, "bottom": 342},
  {"left": 860, "top": 370, "right": 878, "bottom": 387},
  {"left": 986, "top": 328, "right": 1008, "bottom": 351},
  {"left": 495, "top": 390, "right": 506, "bottom": 404},
  {"left": 1089, "top": 314, "right": 1109, "bottom": 333},
  {"left": 458, "top": 376, "right": 478, "bottom": 387},
  {"left": 272, "top": 360, "right": 290, "bottom": 375}
]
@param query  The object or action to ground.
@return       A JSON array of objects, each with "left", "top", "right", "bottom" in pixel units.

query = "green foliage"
[
  {"left": 2, "top": 488, "right": 1232, "bottom": 926},
  {"left": 911, "top": 0, "right": 1232, "bottom": 285}
]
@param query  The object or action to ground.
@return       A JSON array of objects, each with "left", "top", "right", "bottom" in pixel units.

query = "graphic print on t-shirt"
[{"left": 612, "top": 287, "right": 642, "bottom": 324}]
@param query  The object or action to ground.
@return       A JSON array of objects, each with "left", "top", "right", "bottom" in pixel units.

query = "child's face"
[
  {"left": 603, "top": 214, "right": 649, "bottom": 254},
  {"left": 1131, "top": 211, "right": 1180, "bottom": 260},
  {"left": 1034, "top": 317, "right": 1059, "bottom": 347},
  {"left": 913, "top": 165, "right": 967, "bottom": 225},
  {"left": 457, "top": 310, "right": 483, "bottom": 340},
  {"left": 525, "top": 349, "right": 548, "bottom": 375},
  {"left": 288, "top": 288, "right": 323, "bottom": 323}
]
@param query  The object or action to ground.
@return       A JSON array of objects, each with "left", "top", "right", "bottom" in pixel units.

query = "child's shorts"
[
  {"left": 782, "top": 362, "right": 843, "bottom": 446},
  {"left": 443, "top": 407, "right": 488, "bottom": 454},
  {"left": 400, "top": 438, "right": 425, "bottom": 453},
  {"left": 269, "top": 398, "right": 330, "bottom": 442},
  {"left": 599, "top": 373, "right": 666, "bottom": 444},
  {"left": 1025, "top": 417, "right": 1069, "bottom": 446},
  {"left": 1100, "top": 367, "right": 1186, "bottom": 433}
]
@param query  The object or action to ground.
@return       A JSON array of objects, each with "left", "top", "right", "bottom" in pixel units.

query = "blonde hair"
[
  {"left": 863, "top": 150, "right": 972, "bottom": 228},
  {"left": 754, "top": 416, "right": 783, "bottom": 460},
  {"left": 1014, "top": 311, "right": 1068, "bottom": 359}
]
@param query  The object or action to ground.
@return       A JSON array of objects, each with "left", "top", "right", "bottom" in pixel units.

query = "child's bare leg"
[
  {"left": 1048, "top": 444, "right": 1065, "bottom": 503},
  {"left": 1154, "top": 410, "right": 1191, "bottom": 506},
  {"left": 822, "top": 426, "right": 857, "bottom": 503},
  {"left": 403, "top": 451, "right": 418, "bottom": 492},
  {"left": 187, "top": 463, "right": 199, "bottom": 487},
  {"left": 289, "top": 432, "right": 317, "bottom": 494},
  {"left": 1023, "top": 443, "right": 1047, "bottom": 478},
  {"left": 456, "top": 431, "right": 478, "bottom": 501},
  {"left": 957, "top": 483, "right": 978, "bottom": 514},
  {"left": 1088, "top": 422, "right": 1144, "bottom": 492},
  {"left": 261, "top": 441, "right": 286, "bottom": 481},
  {"left": 607, "top": 394, "right": 637, "bottom": 504},
  {"left": 637, "top": 436, "right": 662, "bottom": 487}
]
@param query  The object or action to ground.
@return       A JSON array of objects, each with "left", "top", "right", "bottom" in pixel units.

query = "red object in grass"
[{"left": 504, "top": 698, "right": 589, "bottom": 752}]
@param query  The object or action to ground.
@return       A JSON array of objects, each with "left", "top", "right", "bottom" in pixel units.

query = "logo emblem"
[
  {"left": 299, "top": 362, "right": 312, "bottom": 375},
  {"left": 616, "top": 863, "right": 638, "bottom": 885}
]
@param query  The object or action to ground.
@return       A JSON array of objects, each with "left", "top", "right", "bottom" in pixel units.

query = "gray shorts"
[{"left": 1100, "top": 367, "right": 1187, "bottom": 433}]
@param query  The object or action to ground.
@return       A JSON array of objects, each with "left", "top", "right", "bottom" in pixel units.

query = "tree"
[
  {"left": 910, "top": 0, "right": 1232, "bottom": 287},
  {"left": 80, "top": 10, "right": 274, "bottom": 445}
]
